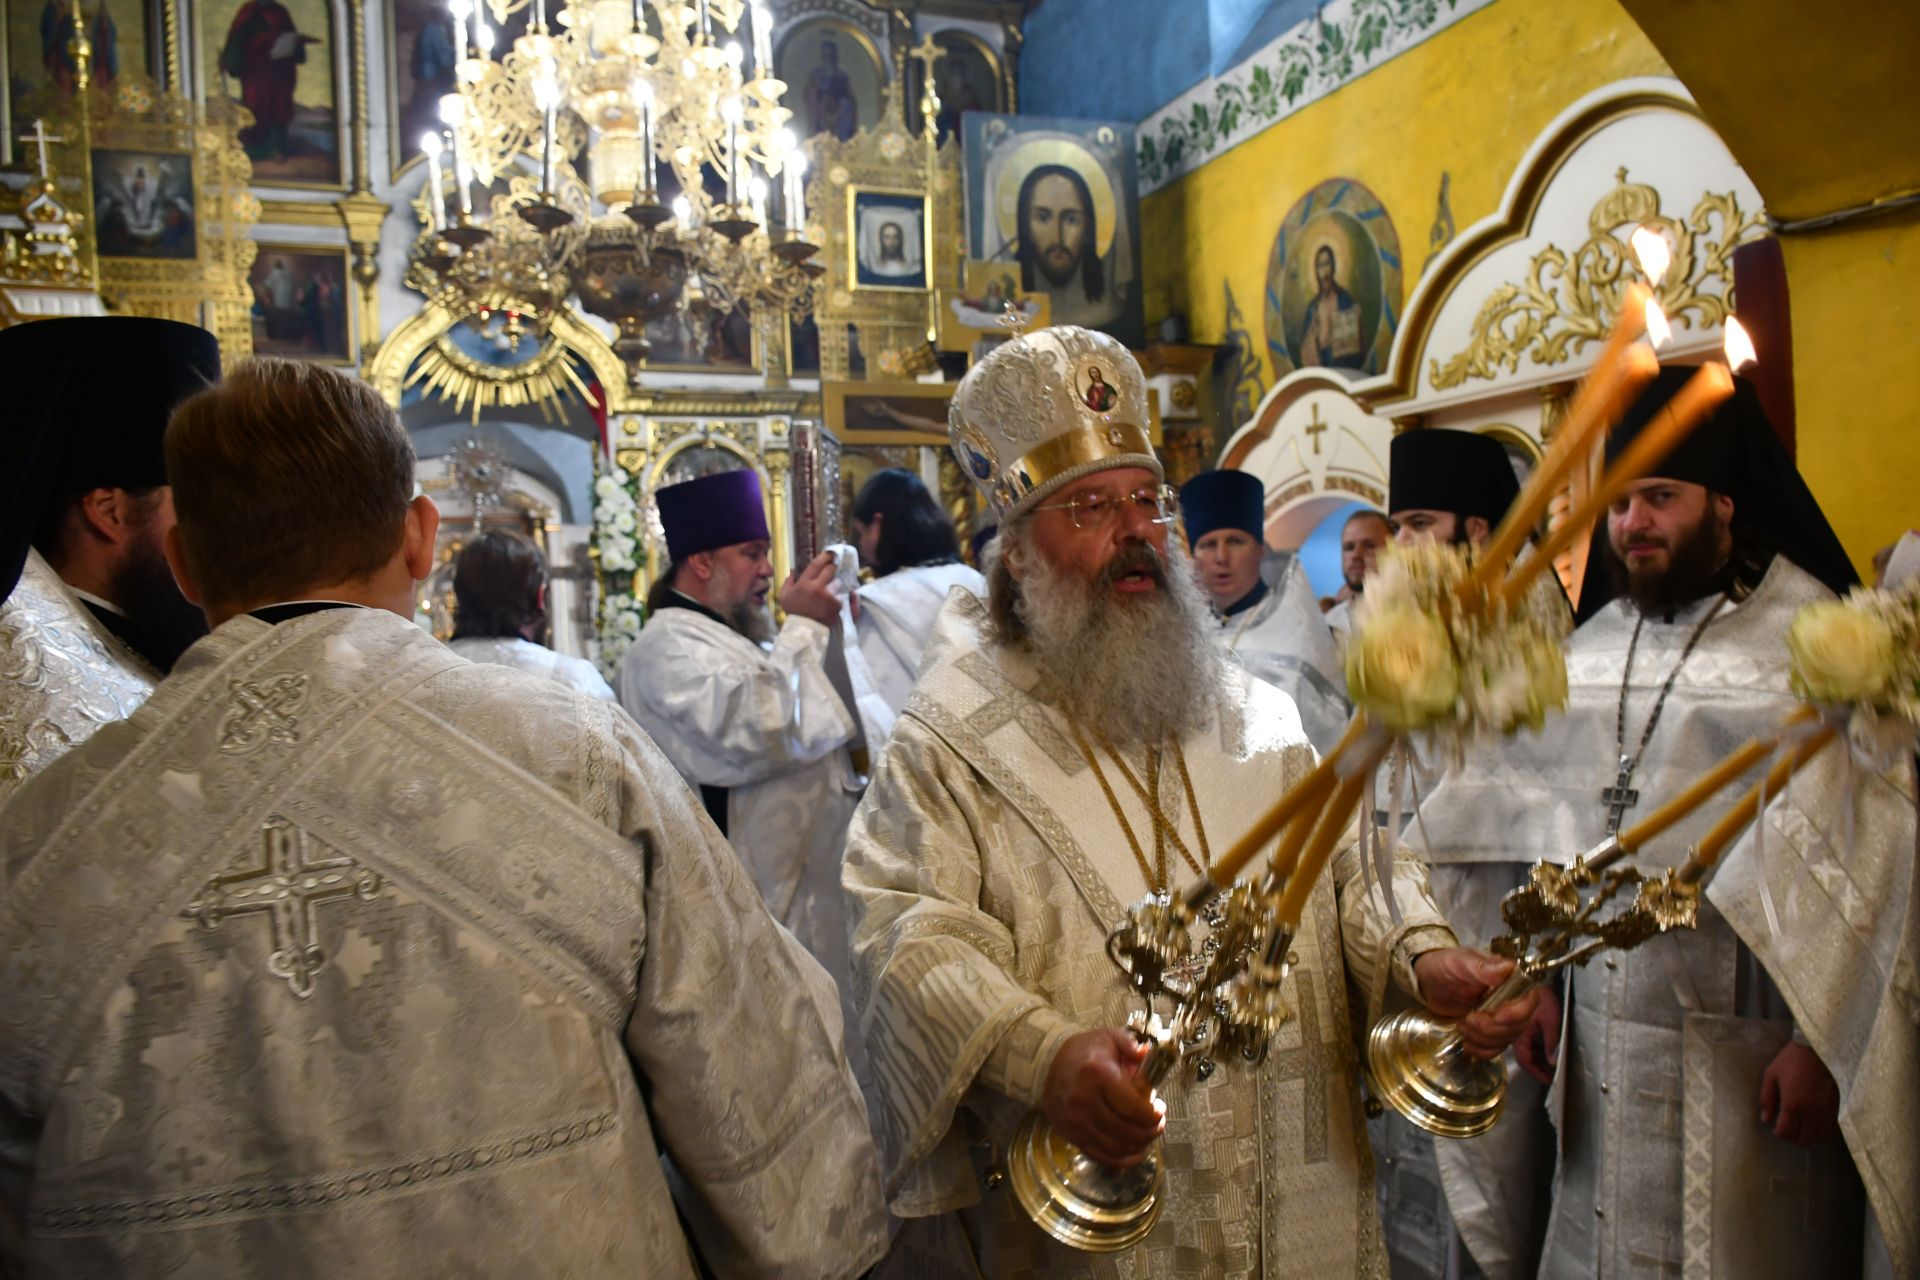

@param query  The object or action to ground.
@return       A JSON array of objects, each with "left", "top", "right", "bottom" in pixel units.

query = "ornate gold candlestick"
[{"left": 1369, "top": 836, "right": 1698, "bottom": 1138}]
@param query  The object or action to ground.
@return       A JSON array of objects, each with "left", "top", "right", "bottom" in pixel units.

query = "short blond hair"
[{"left": 165, "top": 357, "right": 414, "bottom": 606}]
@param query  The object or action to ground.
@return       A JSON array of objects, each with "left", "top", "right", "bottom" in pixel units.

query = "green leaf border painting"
[{"left": 1137, "top": 0, "right": 1493, "bottom": 194}]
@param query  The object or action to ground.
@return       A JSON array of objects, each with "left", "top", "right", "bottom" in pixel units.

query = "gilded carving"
[{"left": 1429, "top": 171, "right": 1765, "bottom": 391}]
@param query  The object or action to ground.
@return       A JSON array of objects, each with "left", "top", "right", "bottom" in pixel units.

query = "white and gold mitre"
[{"left": 948, "top": 325, "right": 1159, "bottom": 520}]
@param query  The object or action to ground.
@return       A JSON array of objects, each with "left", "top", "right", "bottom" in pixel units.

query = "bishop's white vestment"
[
  {"left": 845, "top": 593, "right": 1462, "bottom": 1278},
  {"left": 0, "top": 549, "right": 155, "bottom": 806},
  {"left": 1211, "top": 554, "right": 1348, "bottom": 756},
  {"left": 1417, "top": 556, "right": 1919, "bottom": 1277},
  {"left": 0, "top": 605, "right": 889, "bottom": 1278},
  {"left": 617, "top": 599, "right": 870, "bottom": 1065},
  {"left": 446, "top": 634, "right": 616, "bottom": 700},
  {"left": 854, "top": 561, "right": 985, "bottom": 718}
]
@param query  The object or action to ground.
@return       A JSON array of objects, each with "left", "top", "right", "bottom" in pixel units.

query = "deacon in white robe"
[
  {"left": 1418, "top": 371, "right": 1917, "bottom": 1278},
  {"left": 848, "top": 466, "right": 986, "bottom": 719},
  {"left": 1364, "top": 426, "right": 1548, "bottom": 1280},
  {"left": 0, "top": 318, "right": 225, "bottom": 803},
  {"left": 445, "top": 528, "right": 616, "bottom": 699},
  {"left": 0, "top": 358, "right": 887, "bottom": 1279},
  {"left": 1178, "top": 470, "right": 1347, "bottom": 754},
  {"left": 618, "top": 468, "right": 877, "bottom": 1070},
  {"left": 848, "top": 328, "right": 1541, "bottom": 1279}
]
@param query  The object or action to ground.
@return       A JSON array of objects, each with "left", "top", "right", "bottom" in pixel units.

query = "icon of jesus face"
[
  {"left": 1025, "top": 172, "right": 1088, "bottom": 287},
  {"left": 878, "top": 220, "right": 905, "bottom": 261}
]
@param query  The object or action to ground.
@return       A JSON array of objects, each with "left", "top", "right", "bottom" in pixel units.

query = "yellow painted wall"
[
  {"left": 1144, "top": 0, "right": 1913, "bottom": 572},
  {"left": 1141, "top": 0, "right": 1671, "bottom": 346},
  {"left": 1782, "top": 211, "right": 1920, "bottom": 576}
]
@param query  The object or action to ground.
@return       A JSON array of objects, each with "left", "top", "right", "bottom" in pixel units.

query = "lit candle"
[
  {"left": 421, "top": 131, "right": 446, "bottom": 230},
  {"left": 1677, "top": 723, "right": 1836, "bottom": 883},
  {"left": 1273, "top": 766, "right": 1373, "bottom": 928},
  {"left": 1204, "top": 717, "right": 1365, "bottom": 887},
  {"left": 454, "top": 143, "right": 474, "bottom": 217},
  {"left": 1723, "top": 315, "right": 1757, "bottom": 372},
  {"left": 786, "top": 149, "right": 807, "bottom": 229},
  {"left": 634, "top": 79, "right": 655, "bottom": 199},
  {"left": 1500, "top": 354, "right": 1735, "bottom": 608},
  {"left": 532, "top": 0, "right": 544, "bottom": 29},
  {"left": 534, "top": 69, "right": 559, "bottom": 195},
  {"left": 672, "top": 194, "right": 692, "bottom": 227},
  {"left": 1617, "top": 707, "right": 1819, "bottom": 852},
  {"left": 721, "top": 95, "right": 741, "bottom": 208},
  {"left": 1470, "top": 281, "right": 1650, "bottom": 589},
  {"left": 697, "top": 0, "right": 710, "bottom": 39},
  {"left": 748, "top": 172, "right": 767, "bottom": 225},
  {"left": 750, "top": 3, "right": 773, "bottom": 76}
]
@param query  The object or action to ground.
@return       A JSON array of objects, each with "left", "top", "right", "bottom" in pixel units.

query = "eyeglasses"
[{"left": 1032, "top": 484, "right": 1179, "bottom": 531}]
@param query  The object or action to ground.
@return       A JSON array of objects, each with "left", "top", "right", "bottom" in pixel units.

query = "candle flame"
[
  {"left": 1644, "top": 296, "right": 1672, "bottom": 349},
  {"left": 1723, "top": 316, "right": 1757, "bottom": 371},
  {"left": 1631, "top": 225, "right": 1671, "bottom": 287}
]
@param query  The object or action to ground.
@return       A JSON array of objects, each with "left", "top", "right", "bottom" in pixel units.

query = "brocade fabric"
[
  {"left": 846, "top": 592, "right": 1459, "bottom": 1278},
  {"left": 0, "top": 549, "right": 155, "bottom": 807},
  {"left": 0, "top": 608, "right": 888, "bottom": 1278}
]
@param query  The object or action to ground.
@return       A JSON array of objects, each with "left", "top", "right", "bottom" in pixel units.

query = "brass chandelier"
[{"left": 406, "top": 0, "right": 823, "bottom": 377}]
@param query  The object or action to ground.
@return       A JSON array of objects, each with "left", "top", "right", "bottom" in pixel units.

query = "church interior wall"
[
  {"left": 1017, "top": 0, "right": 1214, "bottom": 123},
  {"left": 1137, "top": 0, "right": 1672, "bottom": 349}
]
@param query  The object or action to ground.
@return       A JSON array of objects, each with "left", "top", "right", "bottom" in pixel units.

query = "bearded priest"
[
  {"left": 1177, "top": 468, "right": 1348, "bottom": 754},
  {"left": 1417, "top": 368, "right": 1918, "bottom": 1278},
  {"left": 844, "top": 326, "right": 1542, "bottom": 1278},
  {"left": 0, "top": 318, "right": 222, "bottom": 804},
  {"left": 0, "top": 360, "right": 887, "bottom": 1278},
  {"left": 617, "top": 468, "right": 882, "bottom": 1075}
]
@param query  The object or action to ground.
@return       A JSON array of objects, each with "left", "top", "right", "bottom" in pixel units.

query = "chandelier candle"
[{"left": 421, "top": 133, "right": 446, "bottom": 231}]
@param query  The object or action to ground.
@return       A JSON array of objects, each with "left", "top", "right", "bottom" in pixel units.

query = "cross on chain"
[
  {"left": 1627, "top": 1229, "right": 1683, "bottom": 1275},
  {"left": 179, "top": 817, "right": 383, "bottom": 998},
  {"left": 1602, "top": 754, "right": 1640, "bottom": 836},
  {"left": 22, "top": 119, "right": 64, "bottom": 180},
  {"left": 1635, "top": 1061, "right": 1683, "bottom": 1136},
  {"left": 1303, "top": 404, "right": 1328, "bottom": 456}
]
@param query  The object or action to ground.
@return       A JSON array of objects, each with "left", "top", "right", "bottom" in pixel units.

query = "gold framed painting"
[
  {"left": 197, "top": 0, "right": 345, "bottom": 188},
  {"left": 847, "top": 186, "right": 931, "bottom": 293},
  {"left": 91, "top": 147, "right": 197, "bottom": 259},
  {"left": 936, "top": 257, "right": 1049, "bottom": 351},
  {"left": 905, "top": 28, "right": 1004, "bottom": 146},
  {"left": 6, "top": 0, "right": 162, "bottom": 132},
  {"left": 246, "top": 241, "right": 354, "bottom": 362},
  {"left": 638, "top": 300, "right": 762, "bottom": 374},
  {"left": 774, "top": 15, "right": 887, "bottom": 143},
  {"left": 823, "top": 380, "right": 954, "bottom": 446}
]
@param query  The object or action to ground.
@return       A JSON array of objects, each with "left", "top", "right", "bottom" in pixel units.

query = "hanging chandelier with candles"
[{"left": 406, "top": 0, "right": 823, "bottom": 376}]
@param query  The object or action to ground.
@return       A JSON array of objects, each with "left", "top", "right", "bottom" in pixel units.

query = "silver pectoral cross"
[{"left": 1601, "top": 755, "right": 1639, "bottom": 836}]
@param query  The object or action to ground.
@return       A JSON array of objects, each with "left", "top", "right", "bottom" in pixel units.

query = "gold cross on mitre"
[{"left": 21, "top": 119, "right": 65, "bottom": 182}]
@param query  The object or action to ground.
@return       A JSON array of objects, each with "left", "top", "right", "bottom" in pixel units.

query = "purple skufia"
[{"left": 655, "top": 469, "right": 771, "bottom": 562}]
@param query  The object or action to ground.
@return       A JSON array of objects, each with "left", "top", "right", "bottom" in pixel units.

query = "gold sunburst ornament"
[{"left": 404, "top": 330, "right": 594, "bottom": 423}]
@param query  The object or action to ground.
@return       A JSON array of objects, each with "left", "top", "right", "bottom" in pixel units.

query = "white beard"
[
  {"left": 1003, "top": 534, "right": 1225, "bottom": 748},
  {"left": 709, "top": 561, "right": 776, "bottom": 644}
]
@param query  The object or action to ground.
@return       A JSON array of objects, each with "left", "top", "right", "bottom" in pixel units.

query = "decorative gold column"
[
  {"left": 342, "top": 0, "right": 390, "bottom": 366},
  {"left": 1000, "top": 19, "right": 1022, "bottom": 112}
]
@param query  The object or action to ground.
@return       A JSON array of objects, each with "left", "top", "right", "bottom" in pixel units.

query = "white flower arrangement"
[
  {"left": 1346, "top": 539, "right": 1572, "bottom": 748},
  {"left": 593, "top": 464, "right": 646, "bottom": 677},
  {"left": 1788, "top": 580, "right": 1920, "bottom": 765}
]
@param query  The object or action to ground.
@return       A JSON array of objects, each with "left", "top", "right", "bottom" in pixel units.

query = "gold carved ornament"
[{"left": 1429, "top": 170, "right": 1765, "bottom": 391}]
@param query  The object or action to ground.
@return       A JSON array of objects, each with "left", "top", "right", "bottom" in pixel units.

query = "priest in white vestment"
[
  {"left": 849, "top": 466, "right": 985, "bottom": 718},
  {"left": 845, "top": 327, "right": 1544, "bottom": 1279},
  {"left": 0, "top": 359, "right": 888, "bottom": 1279},
  {"left": 445, "top": 528, "right": 615, "bottom": 699},
  {"left": 0, "top": 319, "right": 223, "bottom": 804},
  {"left": 1177, "top": 469, "right": 1346, "bottom": 753},
  {"left": 1322, "top": 509, "right": 1391, "bottom": 644},
  {"left": 1366, "top": 425, "right": 1555, "bottom": 1280},
  {"left": 617, "top": 468, "right": 877, "bottom": 1070},
  {"left": 1418, "top": 370, "right": 1917, "bottom": 1278}
]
